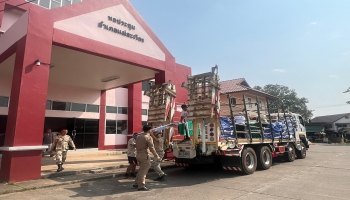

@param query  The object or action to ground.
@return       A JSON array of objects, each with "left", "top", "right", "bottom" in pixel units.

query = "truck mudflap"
[
  {"left": 221, "top": 156, "right": 242, "bottom": 171},
  {"left": 222, "top": 166, "right": 243, "bottom": 172}
]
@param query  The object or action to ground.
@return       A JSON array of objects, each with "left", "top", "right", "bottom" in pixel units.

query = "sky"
[{"left": 129, "top": 0, "right": 350, "bottom": 118}]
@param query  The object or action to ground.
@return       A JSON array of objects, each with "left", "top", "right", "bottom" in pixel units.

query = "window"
[
  {"left": 0, "top": 96, "right": 9, "bottom": 107},
  {"left": 258, "top": 100, "right": 263, "bottom": 110},
  {"left": 106, "top": 106, "right": 118, "bottom": 113},
  {"left": 51, "top": 0, "right": 61, "bottom": 9},
  {"left": 142, "top": 121, "right": 148, "bottom": 127},
  {"left": 39, "top": 0, "right": 50, "bottom": 8},
  {"left": 105, "top": 120, "right": 128, "bottom": 134},
  {"left": 26, "top": 0, "right": 83, "bottom": 9},
  {"left": 118, "top": 107, "right": 128, "bottom": 114},
  {"left": 298, "top": 116, "right": 305, "bottom": 126},
  {"left": 71, "top": 103, "right": 86, "bottom": 112},
  {"left": 85, "top": 119, "right": 99, "bottom": 133},
  {"left": 106, "top": 120, "right": 117, "bottom": 134},
  {"left": 52, "top": 101, "right": 71, "bottom": 111},
  {"left": 142, "top": 81, "right": 155, "bottom": 91},
  {"left": 117, "top": 120, "right": 128, "bottom": 134},
  {"left": 46, "top": 100, "right": 52, "bottom": 110},
  {"left": 336, "top": 124, "right": 347, "bottom": 128},
  {"left": 86, "top": 104, "right": 99, "bottom": 113},
  {"left": 142, "top": 109, "right": 148, "bottom": 115},
  {"left": 247, "top": 98, "right": 252, "bottom": 108}
]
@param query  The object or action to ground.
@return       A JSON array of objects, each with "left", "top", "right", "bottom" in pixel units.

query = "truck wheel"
[
  {"left": 257, "top": 146, "right": 272, "bottom": 170},
  {"left": 240, "top": 147, "right": 257, "bottom": 175},
  {"left": 296, "top": 142, "right": 306, "bottom": 159},
  {"left": 284, "top": 144, "right": 296, "bottom": 162}
]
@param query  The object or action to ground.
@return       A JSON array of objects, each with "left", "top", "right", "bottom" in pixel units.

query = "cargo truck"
[{"left": 170, "top": 66, "right": 309, "bottom": 175}]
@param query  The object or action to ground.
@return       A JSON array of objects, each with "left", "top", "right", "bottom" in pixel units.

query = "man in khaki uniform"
[
  {"left": 50, "top": 129, "right": 76, "bottom": 172},
  {"left": 133, "top": 125, "right": 160, "bottom": 191},
  {"left": 151, "top": 131, "right": 166, "bottom": 181}
]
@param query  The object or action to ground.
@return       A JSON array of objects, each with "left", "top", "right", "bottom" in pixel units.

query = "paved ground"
[{"left": 1, "top": 144, "right": 350, "bottom": 200}]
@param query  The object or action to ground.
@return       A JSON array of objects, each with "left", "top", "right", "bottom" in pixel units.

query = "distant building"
[
  {"left": 219, "top": 78, "right": 277, "bottom": 118},
  {"left": 307, "top": 113, "right": 350, "bottom": 143}
]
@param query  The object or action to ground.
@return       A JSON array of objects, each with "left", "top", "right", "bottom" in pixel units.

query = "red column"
[
  {"left": 128, "top": 83, "right": 142, "bottom": 136},
  {"left": 0, "top": 36, "right": 52, "bottom": 182},
  {"left": 98, "top": 90, "right": 106, "bottom": 150}
]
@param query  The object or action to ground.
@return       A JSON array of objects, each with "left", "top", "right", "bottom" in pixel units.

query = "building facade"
[
  {"left": 219, "top": 78, "right": 277, "bottom": 118},
  {"left": 0, "top": 0, "right": 191, "bottom": 182}
]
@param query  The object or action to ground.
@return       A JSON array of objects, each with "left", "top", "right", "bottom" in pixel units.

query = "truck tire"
[
  {"left": 284, "top": 144, "right": 296, "bottom": 162},
  {"left": 296, "top": 142, "right": 306, "bottom": 159},
  {"left": 257, "top": 146, "right": 272, "bottom": 170},
  {"left": 240, "top": 147, "right": 257, "bottom": 175}
]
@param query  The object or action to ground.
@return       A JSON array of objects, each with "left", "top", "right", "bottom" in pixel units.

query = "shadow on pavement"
[{"left": 64, "top": 165, "right": 241, "bottom": 198}]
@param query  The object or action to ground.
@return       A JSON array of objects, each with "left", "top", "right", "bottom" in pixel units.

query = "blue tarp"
[{"left": 219, "top": 117, "right": 296, "bottom": 139}]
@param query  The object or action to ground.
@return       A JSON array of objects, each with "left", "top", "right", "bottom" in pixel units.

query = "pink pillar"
[
  {"left": 0, "top": 11, "right": 53, "bottom": 182},
  {"left": 0, "top": 38, "right": 52, "bottom": 182},
  {"left": 128, "top": 83, "right": 142, "bottom": 136},
  {"left": 98, "top": 90, "right": 106, "bottom": 150}
]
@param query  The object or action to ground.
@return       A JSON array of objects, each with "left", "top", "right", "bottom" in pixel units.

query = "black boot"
[
  {"left": 153, "top": 175, "right": 165, "bottom": 181},
  {"left": 130, "top": 173, "right": 136, "bottom": 178},
  {"left": 61, "top": 164, "right": 65, "bottom": 170},
  {"left": 57, "top": 164, "right": 63, "bottom": 172}
]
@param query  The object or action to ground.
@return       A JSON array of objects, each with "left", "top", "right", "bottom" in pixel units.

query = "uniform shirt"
[
  {"left": 154, "top": 137, "right": 164, "bottom": 153},
  {"left": 127, "top": 138, "right": 136, "bottom": 157},
  {"left": 234, "top": 115, "right": 246, "bottom": 125},
  {"left": 43, "top": 133, "right": 52, "bottom": 145},
  {"left": 181, "top": 110, "right": 188, "bottom": 122},
  {"left": 135, "top": 132, "right": 158, "bottom": 158},
  {"left": 51, "top": 135, "right": 75, "bottom": 151}
]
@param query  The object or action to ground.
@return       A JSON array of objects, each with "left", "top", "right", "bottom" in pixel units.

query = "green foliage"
[{"left": 253, "top": 84, "right": 313, "bottom": 119}]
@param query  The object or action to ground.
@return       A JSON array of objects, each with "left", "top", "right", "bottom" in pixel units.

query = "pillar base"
[{"left": 0, "top": 150, "right": 42, "bottom": 182}]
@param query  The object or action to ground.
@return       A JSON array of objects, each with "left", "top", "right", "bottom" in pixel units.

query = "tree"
[
  {"left": 344, "top": 87, "right": 350, "bottom": 104},
  {"left": 253, "top": 84, "right": 313, "bottom": 119}
]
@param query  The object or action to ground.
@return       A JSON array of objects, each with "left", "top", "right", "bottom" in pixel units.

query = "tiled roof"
[
  {"left": 311, "top": 113, "right": 350, "bottom": 123},
  {"left": 219, "top": 78, "right": 249, "bottom": 93},
  {"left": 219, "top": 78, "right": 278, "bottom": 99}
]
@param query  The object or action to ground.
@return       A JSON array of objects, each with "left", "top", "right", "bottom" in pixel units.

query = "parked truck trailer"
[{"left": 170, "top": 66, "right": 309, "bottom": 175}]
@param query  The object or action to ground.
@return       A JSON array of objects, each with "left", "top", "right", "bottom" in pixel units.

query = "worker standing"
[
  {"left": 50, "top": 129, "right": 76, "bottom": 172},
  {"left": 150, "top": 131, "right": 167, "bottom": 181},
  {"left": 133, "top": 125, "right": 160, "bottom": 191}
]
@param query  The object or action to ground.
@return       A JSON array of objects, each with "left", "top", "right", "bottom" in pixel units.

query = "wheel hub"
[{"left": 245, "top": 152, "right": 255, "bottom": 169}]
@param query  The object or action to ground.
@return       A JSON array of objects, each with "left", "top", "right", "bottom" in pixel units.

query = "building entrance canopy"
[{"left": 0, "top": 45, "right": 159, "bottom": 90}]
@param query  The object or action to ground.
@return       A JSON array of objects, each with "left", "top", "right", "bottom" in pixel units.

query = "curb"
[
  {"left": 41, "top": 164, "right": 129, "bottom": 179},
  {"left": 0, "top": 163, "right": 178, "bottom": 196}
]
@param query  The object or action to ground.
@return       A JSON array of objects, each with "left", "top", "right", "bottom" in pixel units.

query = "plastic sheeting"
[{"left": 219, "top": 117, "right": 296, "bottom": 139}]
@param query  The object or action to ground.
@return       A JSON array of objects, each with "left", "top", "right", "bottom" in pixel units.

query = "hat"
[{"left": 181, "top": 103, "right": 188, "bottom": 109}]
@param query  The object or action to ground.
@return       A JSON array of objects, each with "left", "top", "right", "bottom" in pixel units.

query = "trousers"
[
  {"left": 55, "top": 151, "right": 68, "bottom": 164},
  {"left": 151, "top": 152, "right": 164, "bottom": 176},
  {"left": 134, "top": 155, "right": 151, "bottom": 188}
]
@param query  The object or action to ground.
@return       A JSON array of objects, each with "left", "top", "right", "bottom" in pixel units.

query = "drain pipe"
[{"left": 201, "top": 119, "right": 206, "bottom": 155}]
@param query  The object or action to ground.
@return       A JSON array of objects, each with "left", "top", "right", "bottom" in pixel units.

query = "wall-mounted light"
[
  {"left": 34, "top": 59, "right": 54, "bottom": 68},
  {"left": 101, "top": 76, "right": 120, "bottom": 82}
]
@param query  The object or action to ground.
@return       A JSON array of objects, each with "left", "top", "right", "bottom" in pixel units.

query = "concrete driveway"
[{"left": 1, "top": 144, "right": 349, "bottom": 200}]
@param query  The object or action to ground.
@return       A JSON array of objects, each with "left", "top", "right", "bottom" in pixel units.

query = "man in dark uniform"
[{"left": 133, "top": 125, "right": 160, "bottom": 191}]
